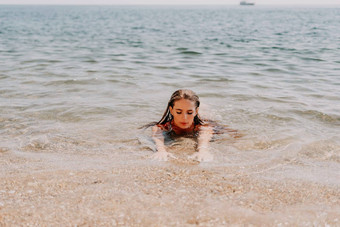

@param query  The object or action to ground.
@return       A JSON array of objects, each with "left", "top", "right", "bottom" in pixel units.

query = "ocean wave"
[
  {"left": 299, "top": 139, "right": 340, "bottom": 163},
  {"left": 292, "top": 109, "right": 340, "bottom": 124},
  {"left": 44, "top": 78, "right": 105, "bottom": 86},
  {"left": 179, "top": 51, "right": 202, "bottom": 55}
]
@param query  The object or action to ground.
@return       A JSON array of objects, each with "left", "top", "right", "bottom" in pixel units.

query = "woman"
[{"left": 151, "top": 89, "right": 214, "bottom": 162}]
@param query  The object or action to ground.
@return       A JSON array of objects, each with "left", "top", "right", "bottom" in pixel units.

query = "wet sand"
[{"left": 1, "top": 149, "right": 339, "bottom": 226}]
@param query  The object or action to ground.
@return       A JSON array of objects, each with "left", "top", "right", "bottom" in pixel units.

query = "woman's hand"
[
  {"left": 151, "top": 150, "right": 177, "bottom": 161},
  {"left": 151, "top": 125, "right": 177, "bottom": 161},
  {"left": 192, "top": 125, "right": 214, "bottom": 162},
  {"left": 189, "top": 150, "right": 213, "bottom": 162}
]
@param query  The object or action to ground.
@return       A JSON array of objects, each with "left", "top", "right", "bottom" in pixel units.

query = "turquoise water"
[{"left": 0, "top": 6, "right": 339, "bottom": 184}]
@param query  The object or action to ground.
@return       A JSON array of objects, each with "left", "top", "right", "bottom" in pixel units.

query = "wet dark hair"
[
  {"left": 140, "top": 89, "right": 242, "bottom": 138},
  {"left": 141, "top": 89, "right": 204, "bottom": 129},
  {"left": 157, "top": 89, "right": 204, "bottom": 125}
]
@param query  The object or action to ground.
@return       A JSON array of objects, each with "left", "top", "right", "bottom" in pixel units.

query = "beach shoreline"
[{"left": 1, "top": 151, "right": 339, "bottom": 226}]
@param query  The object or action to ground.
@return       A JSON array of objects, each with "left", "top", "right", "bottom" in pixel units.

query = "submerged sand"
[{"left": 0, "top": 149, "right": 339, "bottom": 226}]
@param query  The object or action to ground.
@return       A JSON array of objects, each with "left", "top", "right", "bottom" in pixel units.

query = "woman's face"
[{"left": 169, "top": 98, "right": 198, "bottom": 129}]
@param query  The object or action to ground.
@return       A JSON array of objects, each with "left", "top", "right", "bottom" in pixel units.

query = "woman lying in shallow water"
[{"left": 147, "top": 89, "right": 240, "bottom": 162}]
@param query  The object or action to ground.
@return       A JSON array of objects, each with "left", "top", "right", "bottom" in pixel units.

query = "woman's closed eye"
[{"left": 175, "top": 111, "right": 193, "bottom": 115}]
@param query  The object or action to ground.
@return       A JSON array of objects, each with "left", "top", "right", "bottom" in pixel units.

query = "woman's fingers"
[
  {"left": 188, "top": 153, "right": 198, "bottom": 160},
  {"left": 189, "top": 152, "right": 213, "bottom": 162},
  {"left": 151, "top": 151, "right": 177, "bottom": 161},
  {"left": 151, "top": 152, "right": 167, "bottom": 161},
  {"left": 168, "top": 153, "right": 178, "bottom": 160},
  {"left": 151, "top": 151, "right": 214, "bottom": 162}
]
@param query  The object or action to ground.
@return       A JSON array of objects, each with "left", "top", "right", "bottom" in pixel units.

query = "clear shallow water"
[{"left": 0, "top": 5, "right": 339, "bottom": 184}]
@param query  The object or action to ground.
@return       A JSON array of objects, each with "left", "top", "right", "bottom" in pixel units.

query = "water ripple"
[{"left": 0, "top": 6, "right": 339, "bottom": 171}]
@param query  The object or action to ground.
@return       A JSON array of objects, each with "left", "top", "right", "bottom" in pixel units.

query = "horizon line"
[{"left": 1, "top": 3, "right": 340, "bottom": 5}]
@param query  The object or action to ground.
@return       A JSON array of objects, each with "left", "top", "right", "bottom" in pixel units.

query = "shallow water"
[{"left": 0, "top": 5, "right": 340, "bottom": 225}]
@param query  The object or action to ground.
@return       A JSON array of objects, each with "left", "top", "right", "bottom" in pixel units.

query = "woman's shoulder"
[{"left": 155, "top": 121, "right": 171, "bottom": 132}]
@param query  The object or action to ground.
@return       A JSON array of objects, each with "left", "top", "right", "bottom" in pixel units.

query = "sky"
[{"left": 0, "top": 0, "right": 339, "bottom": 5}]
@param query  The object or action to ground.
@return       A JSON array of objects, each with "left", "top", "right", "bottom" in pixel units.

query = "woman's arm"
[
  {"left": 151, "top": 125, "right": 176, "bottom": 161},
  {"left": 190, "top": 125, "right": 214, "bottom": 162}
]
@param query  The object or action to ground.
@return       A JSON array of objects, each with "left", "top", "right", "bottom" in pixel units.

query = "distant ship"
[{"left": 240, "top": 1, "right": 255, "bottom": 5}]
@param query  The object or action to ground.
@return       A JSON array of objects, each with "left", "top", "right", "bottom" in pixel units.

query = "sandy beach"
[
  {"left": 1, "top": 5, "right": 340, "bottom": 226},
  {"left": 1, "top": 148, "right": 339, "bottom": 226}
]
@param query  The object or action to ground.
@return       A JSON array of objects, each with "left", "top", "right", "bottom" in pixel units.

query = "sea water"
[{"left": 0, "top": 5, "right": 339, "bottom": 185}]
